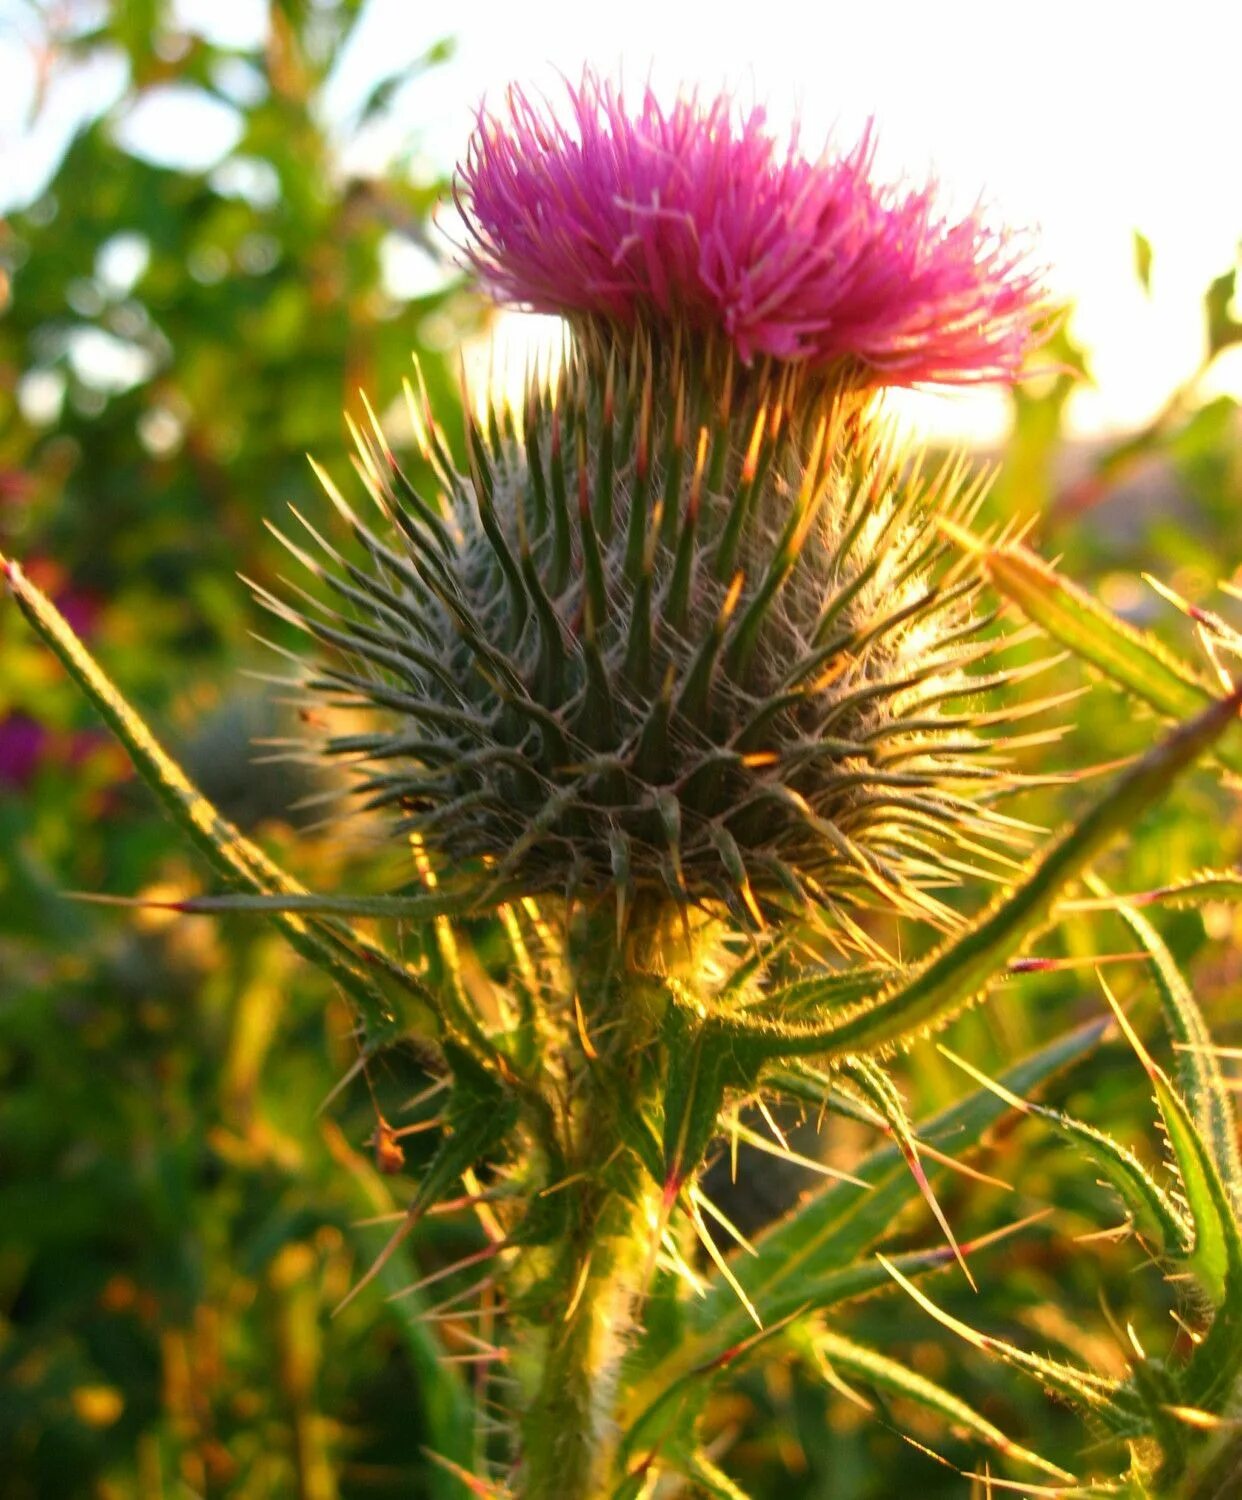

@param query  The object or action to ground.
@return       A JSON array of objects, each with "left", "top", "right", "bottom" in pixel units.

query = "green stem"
[
  {"left": 520, "top": 916, "right": 676, "bottom": 1499},
  {"left": 522, "top": 1165, "right": 656, "bottom": 1499}
]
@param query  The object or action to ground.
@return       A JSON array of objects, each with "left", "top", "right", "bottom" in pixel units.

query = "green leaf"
[
  {"left": 983, "top": 545, "right": 1242, "bottom": 777},
  {"left": 710, "top": 684, "right": 1242, "bottom": 1062},
  {"left": 624, "top": 1020, "right": 1108, "bottom": 1445},
  {"left": 1067, "top": 869, "right": 1242, "bottom": 912},
  {"left": 334, "top": 1043, "right": 518, "bottom": 1317},
  {"left": 1097, "top": 876, "right": 1242, "bottom": 1200},
  {"left": 1052, "top": 1116, "right": 1190, "bottom": 1250},
  {"left": 709, "top": 1019, "right": 1106, "bottom": 1331},
  {"left": 659, "top": 1005, "right": 763, "bottom": 1198},
  {"left": 123, "top": 889, "right": 503, "bottom": 920},
  {"left": 333, "top": 1120, "right": 476, "bottom": 1498},
  {"left": 805, "top": 1324, "right": 1075, "bottom": 1481},
  {"left": 842, "top": 1056, "right": 976, "bottom": 1288},
  {"left": 881, "top": 1255, "right": 1140, "bottom": 1433},
  {"left": 1105, "top": 991, "right": 1242, "bottom": 1309},
  {"left": 940, "top": 1044, "right": 1190, "bottom": 1255}
]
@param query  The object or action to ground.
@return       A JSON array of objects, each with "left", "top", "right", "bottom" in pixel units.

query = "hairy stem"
[
  {"left": 520, "top": 911, "right": 692, "bottom": 1498},
  {"left": 522, "top": 1161, "right": 657, "bottom": 1498}
]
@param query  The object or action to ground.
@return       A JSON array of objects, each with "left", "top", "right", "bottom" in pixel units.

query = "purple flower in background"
[
  {"left": 0, "top": 565, "right": 102, "bottom": 791},
  {"left": 459, "top": 70, "right": 1046, "bottom": 386},
  {"left": 0, "top": 712, "right": 49, "bottom": 789},
  {"left": 55, "top": 587, "right": 101, "bottom": 641}
]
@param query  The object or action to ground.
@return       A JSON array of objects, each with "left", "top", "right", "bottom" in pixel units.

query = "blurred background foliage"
[{"left": 0, "top": 3, "right": 1239, "bottom": 1497}]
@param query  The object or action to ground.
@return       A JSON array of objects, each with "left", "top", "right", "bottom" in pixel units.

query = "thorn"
[
  {"left": 1007, "top": 951, "right": 1144, "bottom": 974},
  {"left": 937, "top": 1045, "right": 1032, "bottom": 1114},
  {"left": 1174, "top": 1042, "right": 1242, "bottom": 1059},
  {"left": 934, "top": 516, "right": 986, "bottom": 557},
  {"left": 333, "top": 1197, "right": 431, "bottom": 1318},
  {"left": 1161, "top": 1404, "right": 1233, "bottom": 1431},
  {"left": 755, "top": 1096, "right": 790, "bottom": 1152},
  {"left": 422, "top": 1449, "right": 510, "bottom": 1498},
  {"left": 879, "top": 1252, "right": 993, "bottom": 1352},
  {"left": 317, "top": 1054, "right": 369, "bottom": 1116},
  {"left": 688, "top": 1196, "right": 761, "bottom": 1329},
  {"left": 917, "top": 1142, "right": 1014, "bottom": 1192},
  {"left": 387, "top": 1240, "right": 509, "bottom": 1304},
  {"left": 563, "top": 1254, "right": 593, "bottom": 1322},
  {"left": 66, "top": 890, "right": 190, "bottom": 911},
  {"left": 964, "top": 1478, "right": 1076, "bottom": 1497},
  {"left": 1098, "top": 973, "right": 1164, "bottom": 1083},
  {"left": 417, "top": 1273, "right": 496, "bottom": 1321},
  {"left": 898, "top": 1135, "right": 977, "bottom": 1292},
  {"left": 655, "top": 1238, "right": 709, "bottom": 1298},
  {"left": 691, "top": 1186, "right": 757, "bottom": 1257},
  {"left": 573, "top": 992, "right": 599, "bottom": 1061},
  {"left": 732, "top": 1122, "right": 870, "bottom": 1187}
]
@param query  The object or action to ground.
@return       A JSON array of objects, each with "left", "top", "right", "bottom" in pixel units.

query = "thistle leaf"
[
  {"left": 1103, "top": 985, "right": 1242, "bottom": 1309},
  {"left": 708, "top": 684, "right": 1242, "bottom": 1061},
  {"left": 939, "top": 1045, "right": 1190, "bottom": 1254},
  {"left": 1066, "top": 868, "right": 1242, "bottom": 912},
  {"left": 806, "top": 1325, "right": 1076, "bottom": 1482},
  {"left": 328, "top": 1123, "right": 476, "bottom": 1498},
  {"left": 659, "top": 1006, "right": 764, "bottom": 1202},
  {"left": 625, "top": 1018, "right": 1107, "bottom": 1446},
  {"left": 334, "top": 1043, "right": 518, "bottom": 1316},
  {"left": 880, "top": 1255, "right": 1140, "bottom": 1433},
  {"left": 983, "top": 544, "right": 1242, "bottom": 776},
  {"left": 844, "top": 1055, "right": 977, "bottom": 1288},
  {"left": 702, "top": 1019, "right": 1106, "bottom": 1333},
  {"left": 107, "top": 883, "right": 497, "bottom": 919},
  {"left": 1096, "top": 875, "right": 1242, "bottom": 1201}
]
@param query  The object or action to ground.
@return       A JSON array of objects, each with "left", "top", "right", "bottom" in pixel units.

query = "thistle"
[
  {"left": 270, "top": 73, "right": 1049, "bottom": 936},
  {"left": 5, "top": 68, "right": 1240, "bottom": 1500}
]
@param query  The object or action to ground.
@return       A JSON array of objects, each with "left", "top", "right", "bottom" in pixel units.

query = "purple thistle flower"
[{"left": 459, "top": 71, "right": 1046, "bottom": 386}]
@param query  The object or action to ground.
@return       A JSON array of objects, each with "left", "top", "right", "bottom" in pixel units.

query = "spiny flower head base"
[
  {"left": 265, "top": 346, "right": 1030, "bottom": 939},
  {"left": 460, "top": 71, "right": 1046, "bottom": 387},
  {"left": 262, "top": 72, "right": 1051, "bottom": 941}
]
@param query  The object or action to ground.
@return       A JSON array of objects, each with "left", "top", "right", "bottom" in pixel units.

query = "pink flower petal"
[{"left": 458, "top": 71, "right": 1046, "bottom": 387}]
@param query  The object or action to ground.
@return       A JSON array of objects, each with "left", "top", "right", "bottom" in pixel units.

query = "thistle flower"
[
  {"left": 459, "top": 71, "right": 1046, "bottom": 386},
  {"left": 273, "top": 356, "right": 1020, "bottom": 935},
  {"left": 262, "top": 72, "right": 1049, "bottom": 938}
]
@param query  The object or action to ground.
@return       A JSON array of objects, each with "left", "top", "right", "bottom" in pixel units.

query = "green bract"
[{"left": 260, "top": 339, "right": 1019, "bottom": 941}]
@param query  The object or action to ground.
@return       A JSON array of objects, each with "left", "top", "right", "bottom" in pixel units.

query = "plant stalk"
[
  {"left": 520, "top": 910, "right": 686, "bottom": 1499},
  {"left": 521, "top": 1167, "right": 657, "bottom": 1498}
]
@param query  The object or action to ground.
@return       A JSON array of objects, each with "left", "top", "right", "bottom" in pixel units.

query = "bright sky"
[{"left": 3, "top": 0, "right": 1239, "bottom": 445}]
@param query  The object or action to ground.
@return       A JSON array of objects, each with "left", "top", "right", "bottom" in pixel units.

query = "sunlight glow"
[{"left": 2, "top": 1, "right": 1236, "bottom": 446}]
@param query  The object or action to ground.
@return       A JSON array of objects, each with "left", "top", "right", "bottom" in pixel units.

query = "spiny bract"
[{"left": 259, "top": 333, "right": 1033, "bottom": 936}]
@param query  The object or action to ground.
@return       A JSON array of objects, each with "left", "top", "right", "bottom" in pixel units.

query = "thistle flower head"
[
  {"left": 459, "top": 70, "right": 1046, "bottom": 387},
  {"left": 263, "top": 72, "right": 1052, "bottom": 944}
]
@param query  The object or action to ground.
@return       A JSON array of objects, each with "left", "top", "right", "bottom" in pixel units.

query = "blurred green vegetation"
[
  {"left": 1, "top": 4, "right": 1240, "bottom": 1496},
  {"left": 1, "top": 5, "right": 483, "bottom": 1496}
]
